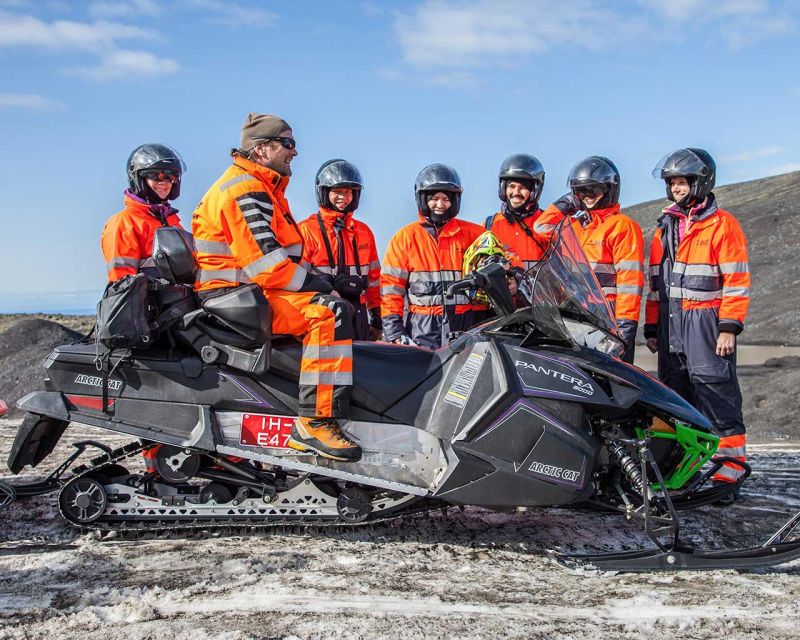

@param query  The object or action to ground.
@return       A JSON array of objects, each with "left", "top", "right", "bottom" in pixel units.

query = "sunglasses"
[
  {"left": 255, "top": 136, "right": 297, "bottom": 151},
  {"left": 142, "top": 170, "right": 180, "bottom": 184},
  {"left": 575, "top": 185, "right": 607, "bottom": 198}
]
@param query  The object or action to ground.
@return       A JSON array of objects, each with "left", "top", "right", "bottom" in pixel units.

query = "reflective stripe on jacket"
[
  {"left": 101, "top": 193, "right": 184, "bottom": 282},
  {"left": 192, "top": 156, "right": 324, "bottom": 295},
  {"left": 485, "top": 206, "right": 564, "bottom": 270},
  {"left": 381, "top": 214, "right": 489, "bottom": 348},
  {"left": 572, "top": 204, "right": 644, "bottom": 325},
  {"left": 298, "top": 208, "right": 381, "bottom": 310},
  {"left": 645, "top": 197, "right": 750, "bottom": 345}
]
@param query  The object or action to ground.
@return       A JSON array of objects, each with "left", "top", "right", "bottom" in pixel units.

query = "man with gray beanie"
[{"left": 192, "top": 113, "right": 362, "bottom": 461}]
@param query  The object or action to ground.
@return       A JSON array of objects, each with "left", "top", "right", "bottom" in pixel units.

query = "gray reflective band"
[
  {"left": 408, "top": 270, "right": 461, "bottom": 283},
  {"left": 243, "top": 248, "right": 289, "bottom": 277},
  {"left": 682, "top": 264, "right": 719, "bottom": 277},
  {"left": 106, "top": 256, "right": 140, "bottom": 272},
  {"left": 368, "top": 279, "right": 380, "bottom": 288},
  {"left": 314, "top": 265, "right": 335, "bottom": 275},
  {"left": 219, "top": 174, "right": 255, "bottom": 192},
  {"left": 668, "top": 287, "right": 722, "bottom": 301},
  {"left": 382, "top": 265, "right": 409, "bottom": 279},
  {"left": 247, "top": 220, "right": 271, "bottom": 230},
  {"left": 614, "top": 260, "right": 643, "bottom": 271},
  {"left": 533, "top": 222, "right": 556, "bottom": 234},
  {"left": 601, "top": 286, "right": 618, "bottom": 295},
  {"left": 252, "top": 230, "right": 276, "bottom": 241},
  {"left": 369, "top": 260, "right": 381, "bottom": 271},
  {"left": 714, "top": 466, "right": 745, "bottom": 481},
  {"left": 238, "top": 196, "right": 273, "bottom": 210},
  {"left": 409, "top": 293, "right": 470, "bottom": 306},
  {"left": 194, "top": 238, "right": 233, "bottom": 255},
  {"left": 285, "top": 265, "right": 308, "bottom": 292},
  {"left": 195, "top": 268, "right": 252, "bottom": 283},
  {"left": 590, "top": 262, "right": 616, "bottom": 274},
  {"left": 298, "top": 371, "right": 354, "bottom": 386},
  {"left": 719, "top": 261, "right": 749, "bottom": 274},
  {"left": 649, "top": 265, "right": 661, "bottom": 276},
  {"left": 302, "top": 345, "right": 353, "bottom": 360},
  {"left": 616, "top": 284, "right": 643, "bottom": 295},
  {"left": 285, "top": 243, "right": 302, "bottom": 257},
  {"left": 716, "top": 445, "right": 746, "bottom": 457},
  {"left": 722, "top": 286, "right": 750, "bottom": 298},
  {"left": 381, "top": 285, "right": 406, "bottom": 296}
]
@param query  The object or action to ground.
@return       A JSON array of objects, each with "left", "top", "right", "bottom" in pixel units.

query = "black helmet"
[
  {"left": 414, "top": 163, "right": 462, "bottom": 224},
  {"left": 567, "top": 156, "right": 620, "bottom": 209},
  {"left": 315, "top": 159, "right": 364, "bottom": 212},
  {"left": 652, "top": 148, "right": 716, "bottom": 205},
  {"left": 127, "top": 143, "right": 186, "bottom": 202},
  {"left": 498, "top": 153, "right": 545, "bottom": 211}
]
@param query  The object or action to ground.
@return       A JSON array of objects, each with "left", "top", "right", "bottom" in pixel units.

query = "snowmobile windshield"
[{"left": 518, "top": 220, "right": 625, "bottom": 356}]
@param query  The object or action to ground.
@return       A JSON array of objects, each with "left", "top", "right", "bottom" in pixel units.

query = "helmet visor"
[{"left": 652, "top": 148, "right": 709, "bottom": 179}]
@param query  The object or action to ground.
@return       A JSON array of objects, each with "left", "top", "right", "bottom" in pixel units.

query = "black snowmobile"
[{"left": 5, "top": 222, "right": 799, "bottom": 571}]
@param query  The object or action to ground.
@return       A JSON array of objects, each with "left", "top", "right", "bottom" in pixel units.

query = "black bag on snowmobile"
[
  {"left": 96, "top": 273, "right": 156, "bottom": 349},
  {"left": 96, "top": 273, "right": 193, "bottom": 351}
]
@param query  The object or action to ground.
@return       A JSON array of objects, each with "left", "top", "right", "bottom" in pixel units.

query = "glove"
[
  {"left": 552, "top": 192, "right": 580, "bottom": 216},
  {"left": 392, "top": 334, "right": 418, "bottom": 346}
]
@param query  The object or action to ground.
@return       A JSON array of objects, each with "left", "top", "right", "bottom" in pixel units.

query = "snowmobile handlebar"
[{"left": 445, "top": 273, "right": 485, "bottom": 299}]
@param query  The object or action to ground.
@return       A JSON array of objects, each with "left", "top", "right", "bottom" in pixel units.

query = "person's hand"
[
  {"left": 646, "top": 337, "right": 658, "bottom": 353},
  {"left": 716, "top": 331, "right": 735, "bottom": 357},
  {"left": 552, "top": 192, "right": 580, "bottom": 216}
]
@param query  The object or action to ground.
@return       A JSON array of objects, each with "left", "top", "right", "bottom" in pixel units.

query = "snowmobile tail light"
[{"left": 637, "top": 421, "right": 719, "bottom": 490}]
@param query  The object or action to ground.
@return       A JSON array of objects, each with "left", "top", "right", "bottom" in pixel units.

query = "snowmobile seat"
[{"left": 269, "top": 341, "right": 448, "bottom": 414}]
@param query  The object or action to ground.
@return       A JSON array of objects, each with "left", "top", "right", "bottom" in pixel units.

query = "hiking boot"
[{"left": 287, "top": 417, "right": 362, "bottom": 462}]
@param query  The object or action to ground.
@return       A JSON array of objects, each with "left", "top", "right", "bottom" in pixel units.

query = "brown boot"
[{"left": 288, "top": 417, "right": 362, "bottom": 462}]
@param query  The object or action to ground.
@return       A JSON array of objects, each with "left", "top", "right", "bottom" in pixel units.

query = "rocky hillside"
[
  {"left": 625, "top": 171, "right": 800, "bottom": 345},
  {"left": 0, "top": 319, "right": 82, "bottom": 417}
]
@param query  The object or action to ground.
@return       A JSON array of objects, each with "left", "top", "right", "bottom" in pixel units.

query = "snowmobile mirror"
[{"left": 152, "top": 227, "right": 196, "bottom": 285}]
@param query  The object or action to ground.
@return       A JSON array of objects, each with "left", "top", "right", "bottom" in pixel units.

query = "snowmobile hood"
[{"left": 552, "top": 346, "right": 713, "bottom": 432}]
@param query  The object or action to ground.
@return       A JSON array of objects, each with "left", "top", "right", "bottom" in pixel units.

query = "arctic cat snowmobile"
[{"left": 5, "top": 223, "right": 799, "bottom": 571}]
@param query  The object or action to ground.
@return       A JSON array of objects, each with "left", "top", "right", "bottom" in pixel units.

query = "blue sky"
[{"left": 0, "top": 0, "right": 798, "bottom": 312}]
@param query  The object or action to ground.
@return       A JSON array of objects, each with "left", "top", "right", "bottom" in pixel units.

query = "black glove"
[{"left": 552, "top": 192, "right": 580, "bottom": 216}]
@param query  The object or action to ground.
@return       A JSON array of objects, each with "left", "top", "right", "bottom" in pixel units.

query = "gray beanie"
[{"left": 240, "top": 112, "right": 292, "bottom": 151}]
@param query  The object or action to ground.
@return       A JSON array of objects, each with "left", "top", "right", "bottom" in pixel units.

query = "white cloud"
[
  {"left": 0, "top": 92, "right": 65, "bottom": 110},
  {"left": 393, "top": 0, "right": 645, "bottom": 71},
  {"left": 180, "top": 0, "right": 278, "bottom": 28},
  {"left": 71, "top": 49, "right": 179, "bottom": 80},
  {"left": 764, "top": 162, "right": 800, "bottom": 175},
  {"left": 720, "top": 146, "right": 784, "bottom": 164},
  {"left": 0, "top": 10, "right": 154, "bottom": 52},
  {"left": 89, "top": 0, "right": 161, "bottom": 19}
]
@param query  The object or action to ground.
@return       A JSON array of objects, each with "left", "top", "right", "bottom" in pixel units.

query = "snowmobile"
[{"left": 4, "top": 222, "right": 799, "bottom": 571}]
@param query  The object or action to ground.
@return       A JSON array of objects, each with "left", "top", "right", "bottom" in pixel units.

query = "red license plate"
[{"left": 240, "top": 413, "right": 294, "bottom": 449}]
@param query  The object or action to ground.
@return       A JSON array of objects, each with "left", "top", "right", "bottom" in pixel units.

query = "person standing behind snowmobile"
[
  {"left": 192, "top": 113, "right": 361, "bottom": 462},
  {"left": 101, "top": 143, "right": 187, "bottom": 282},
  {"left": 381, "top": 164, "right": 489, "bottom": 349},
  {"left": 646, "top": 148, "right": 749, "bottom": 488},
  {"left": 485, "top": 154, "right": 563, "bottom": 271},
  {"left": 298, "top": 160, "right": 381, "bottom": 341},
  {"left": 548, "top": 156, "right": 644, "bottom": 363}
]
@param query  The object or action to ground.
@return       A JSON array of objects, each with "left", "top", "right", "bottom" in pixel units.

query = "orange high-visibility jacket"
[
  {"left": 101, "top": 194, "right": 183, "bottom": 282},
  {"left": 192, "top": 156, "right": 328, "bottom": 296},
  {"left": 645, "top": 201, "right": 750, "bottom": 335},
  {"left": 485, "top": 207, "right": 564, "bottom": 270},
  {"left": 298, "top": 208, "right": 381, "bottom": 311},
  {"left": 571, "top": 204, "right": 644, "bottom": 325},
  {"left": 381, "top": 214, "right": 488, "bottom": 345}
]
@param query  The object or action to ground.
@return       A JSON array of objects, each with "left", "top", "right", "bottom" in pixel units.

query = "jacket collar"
[
  {"left": 660, "top": 194, "right": 718, "bottom": 227},
  {"left": 231, "top": 155, "right": 290, "bottom": 195},
  {"left": 318, "top": 207, "right": 355, "bottom": 229},
  {"left": 123, "top": 191, "right": 177, "bottom": 222},
  {"left": 416, "top": 211, "right": 462, "bottom": 237},
  {"left": 584, "top": 203, "right": 620, "bottom": 223}
]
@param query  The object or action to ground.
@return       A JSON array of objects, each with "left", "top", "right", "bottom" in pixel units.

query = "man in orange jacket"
[
  {"left": 298, "top": 159, "right": 381, "bottom": 341},
  {"left": 101, "top": 143, "right": 188, "bottom": 282},
  {"left": 646, "top": 148, "right": 749, "bottom": 489},
  {"left": 381, "top": 164, "right": 489, "bottom": 349},
  {"left": 192, "top": 113, "right": 360, "bottom": 462},
  {"left": 550, "top": 156, "right": 644, "bottom": 363},
  {"left": 485, "top": 154, "right": 563, "bottom": 271}
]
